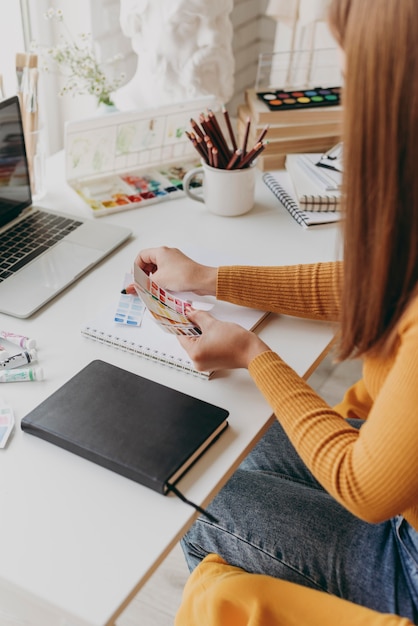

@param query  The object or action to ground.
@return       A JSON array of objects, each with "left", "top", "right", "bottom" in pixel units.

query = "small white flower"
[{"left": 37, "top": 11, "right": 122, "bottom": 107}]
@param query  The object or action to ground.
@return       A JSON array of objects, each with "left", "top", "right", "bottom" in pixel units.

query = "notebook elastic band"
[{"left": 166, "top": 483, "right": 219, "bottom": 524}]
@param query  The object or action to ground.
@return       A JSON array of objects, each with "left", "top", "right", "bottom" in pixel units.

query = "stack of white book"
[
  {"left": 262, "top": 148, "right": 343, "bottom": 228},
  {"left": 237, "top": 89, "right": 342, "bottom": 171},
  {"left": 285, "top": 151, "right": 342, "bottom": 211}
]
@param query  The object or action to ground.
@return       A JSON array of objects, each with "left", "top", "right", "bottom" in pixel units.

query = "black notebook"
[{"left": 21, "top": 360, "right": 229, "bottom": 495}]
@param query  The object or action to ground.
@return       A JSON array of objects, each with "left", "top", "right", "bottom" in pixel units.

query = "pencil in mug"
[
  {"left": 239, "top": 141, "right": 266, "bottom": 169},
  {"left": 226, "top": 149, "right": 243, "bottom": 170},
  {"left": 255, "top": 124, "right": 269, "bottom": 144},
  {"left": 207, "top": 110, "right": 231, "bottom": 161},
  {"left": 190, "top": 117, "right": 205, "bottom": 141},
  {"left": 222, "top": 105, "right": 238, "bottom": 152},
  {"left": 187, "top": 109, "right": 268, "bottom": 170},
  {"left": 186, "top": 131, "right": 206, "bottom": 161},
  {"left": 199, "top": 112, "right": 230, "bottom": 164},
  {"left": 240, "top": 116, "right": 251, "bottom": 157},
  {"left": 201, "top": 115, "right": 229, "bottom": 168}
]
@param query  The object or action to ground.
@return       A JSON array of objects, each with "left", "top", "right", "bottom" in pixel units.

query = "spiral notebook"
[
  {"left": 263, "top": 170, "right": 341, "bottom": 228},
  {"left": 81, "top": 288, "right": 268, "bottom": 379}
]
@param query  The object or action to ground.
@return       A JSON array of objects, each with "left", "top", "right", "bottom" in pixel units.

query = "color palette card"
[
  {"left": 114, "top": 274, "right": 146, "bottom": 327},
  {"left": 133, "top": 265, "right": 202, "bottom": 337},
  {"left": 257, "top": 86, "right": 341, "bottom": 111}
]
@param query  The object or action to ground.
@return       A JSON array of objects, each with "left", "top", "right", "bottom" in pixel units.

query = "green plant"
[{"left": 39, "top": 7, "right": 125, "bottom": 106}]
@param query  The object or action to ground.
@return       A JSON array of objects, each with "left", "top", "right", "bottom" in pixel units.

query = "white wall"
[
  {"left": 230, "top": 0, "right": 276, "bottom": 114},
  {"left": 20, "top": 0, "right": 334, "bottom": 153}
]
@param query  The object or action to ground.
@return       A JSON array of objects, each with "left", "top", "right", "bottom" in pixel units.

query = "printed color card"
[
  {"left": 133, "top": 265, "right": 201, "bottom": 337},
  {"left": 114, "top": 274, "right": 145, "bottom": 327}
]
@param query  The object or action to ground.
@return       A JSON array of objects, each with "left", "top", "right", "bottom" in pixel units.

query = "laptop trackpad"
[{"left": 0, "top": 241, "right": 102, "bottom": 318}]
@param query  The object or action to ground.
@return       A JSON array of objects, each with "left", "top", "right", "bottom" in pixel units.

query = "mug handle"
[{"left": 183, "top": 167, "right": 205, "bottom": 203}]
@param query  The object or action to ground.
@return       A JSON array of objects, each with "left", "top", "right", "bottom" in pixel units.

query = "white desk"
[{"left": 0, "top": 153, "right": 341, "bottom": 626}]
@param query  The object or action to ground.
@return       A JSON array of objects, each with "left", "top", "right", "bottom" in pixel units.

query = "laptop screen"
[{"left": 0, "top": 96, "right": 32, "bottom": 228}]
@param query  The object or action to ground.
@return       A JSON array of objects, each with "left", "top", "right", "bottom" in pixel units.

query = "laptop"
[{"left": 0, "top": 96, "right": 132, "bottom": 318}]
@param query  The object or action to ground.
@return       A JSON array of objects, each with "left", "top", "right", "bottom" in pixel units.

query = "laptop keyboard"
[{"left": 0, "top": 211, "right": 82, "bottom": 282}]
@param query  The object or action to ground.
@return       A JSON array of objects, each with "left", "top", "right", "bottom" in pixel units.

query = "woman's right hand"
[{"left": 134, "top": 247, "right": 217, "bottom": 295}]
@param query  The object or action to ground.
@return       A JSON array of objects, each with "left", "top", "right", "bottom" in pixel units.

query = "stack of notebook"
[
  {"left": 262, "top": 150, "right": 343, "bottom": 228},
  {"left": 237, "top": 89, "right": 342, "bottom": 171}
]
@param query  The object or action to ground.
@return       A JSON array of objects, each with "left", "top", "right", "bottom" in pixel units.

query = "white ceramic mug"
[{"left": 183, "top": 161, "right": 255, "bottom": 217}]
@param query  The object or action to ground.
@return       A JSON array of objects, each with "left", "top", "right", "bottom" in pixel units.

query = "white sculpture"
[{"left": 115, "top": 0, "right": 235, "bottom": 111}]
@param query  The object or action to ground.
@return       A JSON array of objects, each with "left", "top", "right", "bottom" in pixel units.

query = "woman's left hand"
[{"left": 178, "top": 309, "right": 270, "bottom": 372}]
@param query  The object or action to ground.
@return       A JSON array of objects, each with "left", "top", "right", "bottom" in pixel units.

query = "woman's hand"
[
  {"left": 134, "top": 247, "right": 217, "bottom": 295},
  {"left": 178, "top": 309, "right": 270, "bottom": 372}
]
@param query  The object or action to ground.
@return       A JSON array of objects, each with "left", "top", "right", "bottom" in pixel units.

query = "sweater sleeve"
[
  {"left": 216, "top": 261, "right": 342, "bottom": 321},
  {"left": 175, "top": 554, "right": 413, "bottom": 626},
  {"left": 248, "top": 297, "right": 418, "bottom": 524}
]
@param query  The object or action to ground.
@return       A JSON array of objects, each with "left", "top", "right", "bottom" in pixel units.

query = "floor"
[{"left": 117, "top": 350, "right": 363, "bottom": 626}]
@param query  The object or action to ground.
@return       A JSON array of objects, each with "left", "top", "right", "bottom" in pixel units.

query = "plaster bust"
[{"left": 115, "top": 0, "right": 235, "bottom": 110}]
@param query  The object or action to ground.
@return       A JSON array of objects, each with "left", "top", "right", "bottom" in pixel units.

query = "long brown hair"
[{"left": 328, "top": 0, "right": 418, "bottom": 359}]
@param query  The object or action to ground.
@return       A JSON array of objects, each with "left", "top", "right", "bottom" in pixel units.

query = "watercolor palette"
[
  {"left": 72, "top": 159, "right": 203, "bottom": 216},
  {"left": 257, "top": 86, "right": 341, "bottom": 111},
  {"left": 65, "top": 96, "right": 216, "bottom": 217}
]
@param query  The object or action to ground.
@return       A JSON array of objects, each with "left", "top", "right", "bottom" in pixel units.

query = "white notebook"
[
  {"left": 263, "top": 170, "right": 341, "bottom": 229},
  {"left": 285, "top": 153, "right": 342, "bottom": 212}
]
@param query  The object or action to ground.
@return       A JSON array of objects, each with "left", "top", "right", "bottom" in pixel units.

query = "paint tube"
[
  {"left": 0, "top": 330, "right": 36, "bottom": 349},
  {"left": 0, "top": 367, "right": 43, "bottom": 382}
]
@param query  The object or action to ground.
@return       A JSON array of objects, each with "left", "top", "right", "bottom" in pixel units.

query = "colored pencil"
[
  {"left": 240, "top": 117, "right": 251, "bottom": 156},
  {"left": 208, "top": 109, "right": 231, "bottom": 159},
  {"left": 226, "top": 149, "right": 243, "bottom": 170},
  {"left": 240, "top": 141, "right": 266, "bottom": 168},
  {"left": 187, "top": 111, "right": 268, "bottom": 170},
  {"left": 222, "top": 105, "right": 237, "bottom": 151},
  {"left": 212, "top": 147, "right": 219, "bottom": 169},
  {"left": 255, "top": 124, "right": 269, "bottom": 144},
  {"left": 190, "top": 117, "right": 205, "bottom": 141}
]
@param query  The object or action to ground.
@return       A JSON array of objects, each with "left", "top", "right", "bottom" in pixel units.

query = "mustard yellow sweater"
[
  {"left": 217, "top": 261, "right": 418, "bottom": 529},
  {"left": 175, "top": 261, "right": 418, "bottom": 626},
  {"left": 175, "top": 554, "right": 413, "bottom": 626}
]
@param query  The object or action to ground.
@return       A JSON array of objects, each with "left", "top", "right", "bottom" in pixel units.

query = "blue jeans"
[{"left": 181, "top": 419, "right": 418, "bottom": 623}]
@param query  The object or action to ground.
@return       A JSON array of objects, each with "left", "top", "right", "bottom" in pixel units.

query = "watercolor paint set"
[
  {"left": 65, "top": 96, "right": 217, "bottom": 217},
  {"left": 257, "top": 86, "right": 341, "bottom": 111},
  {"left": 72, "top": 160, "right": 202, "bottom": 215}
]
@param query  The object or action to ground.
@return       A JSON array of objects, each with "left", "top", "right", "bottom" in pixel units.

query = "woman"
[{"left": 134, "top": 0, "right": 418, "bottom": 623}]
